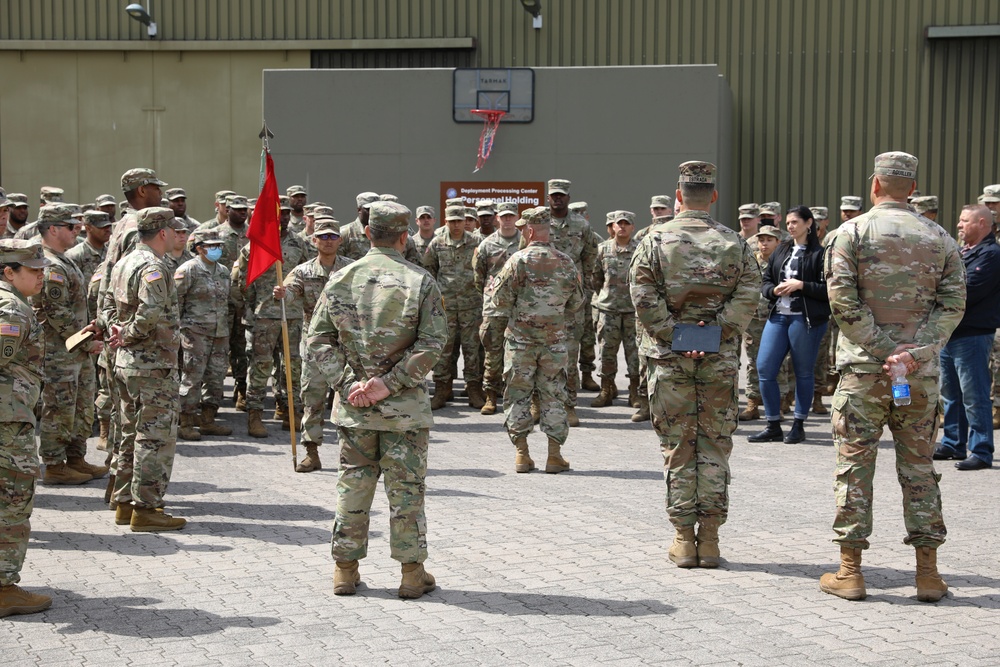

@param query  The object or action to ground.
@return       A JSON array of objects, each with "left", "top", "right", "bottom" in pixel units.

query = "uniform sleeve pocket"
[{"left": 834, "top": 464, "right": 853, "bottom": 508}]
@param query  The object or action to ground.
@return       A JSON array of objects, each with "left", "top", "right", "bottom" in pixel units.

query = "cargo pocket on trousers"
[
  {"left": 831, "top": 393, "right": 849, "bottom": 438},
  {"left": 834, "top": 464, "right": 853, "bottom": 508}
]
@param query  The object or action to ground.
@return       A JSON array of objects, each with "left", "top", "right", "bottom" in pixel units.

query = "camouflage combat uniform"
[
  {"left": 307, "top": 208, "right": 447, "bottom": 564},
  {"left": 630, "top": 209, "right": 760, "bottom": 529},
  {"left": 826, "top": 201, "right": 965, "bottom": 549},
  {"left": 473, "top": 229, "right": 521, "bottom": 394},
  {"left": 174, "top": 255, "right": 231, "bottom": 416},
  {"left": 743, "top": 245, "right": 772, "bottom": 404},
  {"left": 411, "top": 231, "right": 436, "bottom": 257},
  {"left": 491, "top": 234, "right": 584, "bottom": 447},
  {"left": 215, "top": 220, "right": 249, "bottom": 398},
  {"left": 592, "top": 236, "right": 640, "bottom": 382},
  {"left": 163, "top": 247, "right": 195, "bottom": 274}
]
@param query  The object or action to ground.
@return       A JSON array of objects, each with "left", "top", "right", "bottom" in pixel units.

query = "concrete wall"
[{"left": 263, "top": 65, "right": 734, "bottom": 230}]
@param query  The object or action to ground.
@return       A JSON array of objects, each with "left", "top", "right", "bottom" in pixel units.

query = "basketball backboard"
[{"left": 453, "top": 68, "right": 534, "bottom": 123}]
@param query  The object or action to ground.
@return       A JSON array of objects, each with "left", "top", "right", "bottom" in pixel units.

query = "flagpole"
[{"left": 276, "top": 260, "right": 298, "bottom": 467}]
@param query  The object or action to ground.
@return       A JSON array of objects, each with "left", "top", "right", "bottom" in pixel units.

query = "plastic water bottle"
[{"left": 890, "top": 362, "right": 911, "bottom": 406}]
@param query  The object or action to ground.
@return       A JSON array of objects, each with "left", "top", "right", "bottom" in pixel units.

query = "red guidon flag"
[{"left": 245, "top": 150, "right": 283, "bottom": 287}]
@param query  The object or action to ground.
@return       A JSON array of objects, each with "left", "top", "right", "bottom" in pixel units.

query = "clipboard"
[
  {"left": 671, "top": 324, "right": 722, "bottom": 354},
  {"left": 66, "top": 329, "right": 95, "bottom": 353}
]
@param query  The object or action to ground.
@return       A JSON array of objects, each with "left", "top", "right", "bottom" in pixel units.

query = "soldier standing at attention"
[
  {"left": 411, "top": 206, "right": 437, "bottom": 256},
  {"left": 491, "top": 207, "right": 583, "bottom": 473},
  {"left": 214, "top": 195, "right": 250, "bottom": 410},
  {"left": 308, "top": 201, "right": 446, "bottom": 599},
  {"left": 0, "top": 240, "right": 54, "bottom": 617},
  {"left": 338, "top": 192, "right": 380, "bottom": 261},
  {"left": 34, "top": 205, "right": 108, "bottom": 485},
  {"left": 821, "top": 152, "right": 965, "bottom": 602},
  {"left": 276, "top": 216, "right": 352, "bottom": 473},
  {"left": 590, "top": 211, "right": 640, "bottom": 409},
  {"left": 194, "top": 190, "right": 236, "bottom": 233},
  {"left": 286, "top": 185, "right": 308, "bottom": 234},
  {"left": 473, "top": 201, "right": 521, "bottom": 415},
  {"left": 738, "top": 225, "right": 781, "bottom": 422},
  {"left": 174, "top": 229, "right": 233, "bottom": 441},
  {"left": 630, "top": 161, "right": 760, "bottom": 569},
  {"left": 808, "top": 206, "right": 834, "bottom": 415},
  {"left": 107, "top": 207, "right": 188, "bottom": 532},
  {"left": 165, "top": 188, "right": 199, "bottom": 228},
  {"left": 4, "top": 194, "right": 31, "bottom": 238}
]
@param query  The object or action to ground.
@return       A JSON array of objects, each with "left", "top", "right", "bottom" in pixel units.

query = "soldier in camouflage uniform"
[
  {"left": 277, "top": 216, "right": 352, "bottom": 472},
  {"left": 425, "top": 205, "right": 486, "bottom": 410},
  {"left": 590, "top": 211, "right": 640, "bottom": 409},
  {"left": 0, "top": 190, "right": 9, "bottom": 238},
  {"left": 633, "top": 195, "right": 674, "bottom": 245},
  {"left": 193, "top": 190, "right": 235, "bottom": 233},
  {"left": 165, "top": 187, "right": 199, "bottom": 229},
  {"left": 107, "top": 207, "right": 188, "bottom": 532},
  {"left": 338, "top": 192, "right": 380, "bottom": 261},
  {"left": 473, "top": 201, "right": 521, "bottom": 415},
  {"left": 214, "top": 195, "right": 250, "bottom": 409},
  {"left": 32, "top": 205, "right": 108, "bottom": 485},
  {"left": 307, "top": 201, "right": 447, "bottom": 599},
  {"left": 738, "top": 225, "right": 781, "bottom": 422},
  {"left": 3, "top": 194, "right": 30, "bottom": 239},
  {"left": 630, "top": 161, "right": 760, "bottom": 570},
  {"left": 232, "top": 203, "right": 310, "bottom": 438},
  {"left": 0, "top": 240, "right": 54, "bottom": 617},
  {"left": 286, "top": 185, "right": 308, "bottom": 234},
  {"left": 569, "top": 201, "right": 600, "bottom": 392},
  {"left": 820, "top": 152, "right": 964, "bottom": 603},
  {"left": 491, "top": 208, "right": 583, "bottom": 474},
  {"left": 809, "top": 205, "right": 833, "bottom": 415},
  {"left": 174, "top": 229, "right": 233, "bottom": 441},
  {"left": 94, "top": 194, "right": 118, "bottom": 223},
  {"left": 163, "top": 222, "right": 195, "bottom": 274},
  {"left": 411, "top": 206, "right": 437, "bottom": 256}
]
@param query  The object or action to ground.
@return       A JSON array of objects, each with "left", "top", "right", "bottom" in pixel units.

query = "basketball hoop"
[{"left": 471, "top": 109, "right": 506, "bottom": 173}]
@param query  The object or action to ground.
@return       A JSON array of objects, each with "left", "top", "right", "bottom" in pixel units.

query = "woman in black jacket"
[{"left": 748, "top": 205, "right": 831, "bottom": 444}]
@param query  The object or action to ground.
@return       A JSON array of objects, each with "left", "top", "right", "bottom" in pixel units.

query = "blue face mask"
[{"left": 205, "top": 246, "right": 223, "bottom": 262}]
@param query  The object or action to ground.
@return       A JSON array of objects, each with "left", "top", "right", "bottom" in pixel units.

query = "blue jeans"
[
  {"left": 756, "top": 312, "right": 828, "bottom": 421},
  {"left": 939, "top": 333, "right": 994, "bottom": 465}
]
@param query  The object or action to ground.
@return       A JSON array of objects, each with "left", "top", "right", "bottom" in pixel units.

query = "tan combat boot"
[
  {"left": 200, "top": 405, "right": 233, "bottom": 436},
  {"left": 696, "top": 518, "right": 722, "bottom": 568},
  {"left": 545, "top": 437, "right": 570, "bottom": 474},
  {"left": 738, "top": 398, "right": 760, "bottom": 421},
  {"left": 177, "top": 413, "right": 202, "bottom": 441},
  {"left": 273, "top": 402, "right": 288, "bottom": 423},
  {"left": 566, "top": 405, "right": 580, "bottom": 427},
  {"left": 333, "top": 560, "right": 361, "bottom": 595},
  {"left": 67, "top": 456, "right": 109, "bottom": 479},
  {"left": 915, "top": 546, "right": 948, "bottom": 602},
  {"left": 628, "top": 378, "right": 641, "bottom": 408},
  {"left": 820, "top": 547, "right": 867, "bottom": 600},
  {"left": 43, "top": 463, "right": 91, "bottom": 485},
  {"left": 481, "top": 389, "right": 498, "bottom": 415},
  {"left": 0, "top": 584, "right": 52, "bottom": 618},
  {"left": 467, "top": 380, "right": 486, "bottom": 410},
  {"left": 247, "top": 409, "right": 268, "bottom": 438},
  {"left": 398, "top": 563, "right": 436, "bottom": 599},
  {"left": 96, "top": 418, "right": 110, "bottom": 451},
  {"left": 530, "top": 392, "right": 541, "bottom": 424},
  {"left": 130, "top": 507, "right": 186, "bottom": 532},
  {"left": 235, "top": 390, "right": 247, "bottom": 412},
  {"left": 295, "top": 444, "right": 322, "bottom": 473},
  {"left": 513, "top": 436, "right": 535, "bottom": 473},
  {"left": 104, "top": 475, "right": 116, "bottom": 505},
  {"left": 114, "top": 504, "right": 133, "bottom": 526},
  {"left": 281, "top": 411, "right": 302, "bottom": 432},
  {"left": 580, "top": 371, "right": 600, "bottom": 392},
  {"left": 631, "top": 395, "right": 650, "bottom": 422},
  {"left": 668, "top": 527, "right": 698, "bottom": 568},
  {"left": 590, "top": 378, "right": 615, "bottom": 408},
  {"left": 812, "top": 392, "right": 829, "bottom": 415},
  {"left": 431, "top": 380, "right": 452, "bottom": 410}
]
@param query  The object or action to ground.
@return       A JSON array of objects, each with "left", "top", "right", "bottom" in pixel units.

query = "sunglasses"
[{"left": 315, "top": 233, "right": 340, "bottom": 240}]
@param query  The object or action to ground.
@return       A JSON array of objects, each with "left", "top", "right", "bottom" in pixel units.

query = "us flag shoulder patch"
[
  {"left": 0, "top": 324, "right": 21, "bottom": 337},
  {"left": 144, "top": 271, "right": 163, "bottom": 283},
  {"left": 48, "top": 272, "right": 65, "bottom": 284}
]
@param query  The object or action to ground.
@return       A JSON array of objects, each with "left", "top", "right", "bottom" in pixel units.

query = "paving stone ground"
[{"left": 4, "top": 353, "right": 999, "bottom": 666}]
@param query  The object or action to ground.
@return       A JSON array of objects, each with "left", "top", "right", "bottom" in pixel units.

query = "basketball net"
[{"left": 471, "top": 109, "right": 506, "bottom": 173}]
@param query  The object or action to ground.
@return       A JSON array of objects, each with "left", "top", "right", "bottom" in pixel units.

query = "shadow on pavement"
[
  {"left": 181, "top": 520, "right": 338, "bottom": 545},
  {"left": 8, "top": 591, "right": 280, "bottom": 636},
  {"left": 428, "top": 468, "right": 506, "bottom": 478},
  {"left": 166, "top": 499, "right": 335, "bottom": 522},
  {"left": 427, "top": 488, "right": 503, "bottom": 499},
  {"left": 29, "top": 531, "right": 233, "bottom": 555},
  {"left": 165, "top": 481, "right": 253, "bottom": 495},
  {"left": 176, "top": 443, "right": 284, "bottom": 458},
  {"left": 430, "top": 420, "right": 506, "bottom": 434},
  {"left": 364, "top": 588, "right": 677, "bottom": 617},
  {"left": 565, "top": 469, "right": 662, "bottom": 480}
]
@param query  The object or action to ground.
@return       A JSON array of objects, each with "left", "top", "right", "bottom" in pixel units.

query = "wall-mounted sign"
[{"left": 439, "top": 181, "right": 545, "bottom": 223}]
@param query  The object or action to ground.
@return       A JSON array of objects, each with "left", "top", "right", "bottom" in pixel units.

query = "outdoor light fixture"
[
  {"left": 126, "top": 3, "right": 158, "bottom": 38},
  {"left": 519, "top": 0, "right": 543, "bottom": 29}
]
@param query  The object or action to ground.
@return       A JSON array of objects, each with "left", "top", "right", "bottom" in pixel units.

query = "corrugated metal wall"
[{"left": 2, "top": 0, "right": 997, "bottom": 227}]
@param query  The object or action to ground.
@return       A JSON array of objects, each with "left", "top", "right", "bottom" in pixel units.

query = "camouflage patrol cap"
[
  {"left": 755, "top": 225, "right": 781, "bottom": 240},
  {"left": 356, "top": 192, "right": 380, "bottom": 208},
  {"left": 982, "top": 185, "right": 1000, "bottom": 203},
  {"left": 303, "top": 204, "right": 317, "bottom": 215},
  {"left": 464, "top": 207, "right": 478, "bottom": 219},
  {"left": 66, "top": 204, "right": 84, "bottom": 219},
  {"left": 379, "top": 194, "right": 399, "bottom": 203},
  {"left": 497, "top": 202, "right": 518, "bottom": 216},
  {"left": 605, "top": 211, "right": 616, "bottom": 226},
  {"left": 312, "top": 217, "right": 341, "bottom": 237},
  {"left": 476, "top": 199, "right": 497, "bottom": 214},
  {"left": 523, "top": 207, "right": 551, "bottom": 225},
  {"left": 870, "top": 151, "right": 918, "bottom": 180},
  {"left": 907, "top": 189, "right": 922, "bottom": 203},
  {"left": 758, "top": 202, "right": 780, "bottom": 217},
  {"left": 247, "top": 198, "right": 257, "bottom": 207},
  {"left": 367, "top": 201, "right": 411, "bottom": 234},
  {"left": 308, "top": 201, "right": 329, "bottom": 209},
  {"left": 547, "top": 179, "right": 571, "bottom": 195},
  {"left": 678, "top": 161, "right": 717, "bottom": 184},
  {"left": 416, "top": 205, "right": 436, "bottom": 218},
  {"left": 809, "top": 206, "right": 829, "bottom": 220},
  {"left": 312, "top": 206, "right": 335, "bottom": 219},
  {"left": 840, "top": 196, "right": 862, "bottom": 211},
  {"left": 121, "top": 168, "right": 166, "bottom": 193},
  {"left": 136, "top": 206, "right": 185, "bottom": 232},
  {"left": 286, "top": 185, "right": 307, "bottom": 197},
  {"left": 612, "top": 210, "right": 636, "bottom": 225},
  {"left": 978, "top": 194, "right": 986, "bottom": 205},
  {"left": 445, "top": 197, "right": 465, "bottom": 208},
  {"left": 165, "top": 188, "right": 187, "bottom": 200},
  {"left": 7, "top": 193, "right": 28, "bottom": 207},
  {"left": 37, "top": 204, "right": 77, "bottom": 226},
  {"left": 226, "top": 195, "right": 248, "bottom": 209},
  {"left": 444, "top": 205, "right": 466, "bottom": 222},
  {"left": 738, "top": 203, "right": 760, "bottom": 219},
  {"left": 215, "top": 190, "right": 236, "bottom": 203},
  {"left": 0, "top": 239, "right": 53, "bottom": 268},
  {"left": 82, "top": 210, "right": 112, "bottom": 227},
  {"left": 95, "top": 194, "right": 117, "bottom": 207},
  {"left": 568, "top": 202, "right": 588, "bottom": 213},
  {"left": 911, "top": 195, "right": 938, "bottom": 214},
  {"left": 279, "top": 196, "right": 291, "bottom": 211},
  {"left": 40, "top": 186, "right": 65, "bottom": 202},
  {"left": 191, "top": 228, "right": 224, "bottom": 246},
  {"left": 650, "top": 195, "right": 673, "bottom": 208},
  {"left": 119, "top": 200, "right": 128, "bottom": 212},
  {"left": 0, "top": 188, "right": 7, "bottom": 208}
]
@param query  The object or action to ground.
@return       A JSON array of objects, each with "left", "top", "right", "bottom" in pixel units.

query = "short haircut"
[
  {"left": 875, "top": 174, "right": 913, "bottom": 198},
  {"left": 369, "top": 226, "right": 404, "bottom": 246},
  {"left": 37, "top": 220, "right": 56, "bottom": 235},
  {"left": 679, "top": 182, "right": 716, "bottom": 207},
  {"left": 962, "top": 204, "right": 991, "bottom": 221},
  {"left": 139, "top": 228, "right": 162, "bottom": 242}
]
